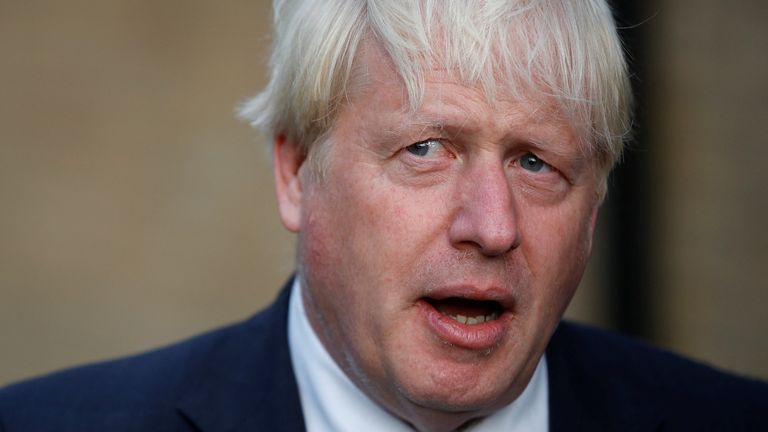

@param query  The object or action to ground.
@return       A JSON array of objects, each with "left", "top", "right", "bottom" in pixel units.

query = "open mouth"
[{"left": 425, "top": 297, "right": 504, "bottom": 325}]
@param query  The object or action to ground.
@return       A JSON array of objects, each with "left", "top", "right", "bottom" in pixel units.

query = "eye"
[
  {"left": 518, "top": 153, "right": 551, "bottom": 173},
  {"left": 405, "top": 139, "right": 444, "bottom": 157}
]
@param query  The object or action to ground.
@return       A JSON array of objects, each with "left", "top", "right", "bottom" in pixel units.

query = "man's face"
[{"left": 275, "top": 43, "right": 601, "bottom": 425}]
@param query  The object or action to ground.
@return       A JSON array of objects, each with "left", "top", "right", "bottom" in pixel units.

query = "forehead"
[{"left": 345, "top": 38, "right": 577, "bottom": 141}]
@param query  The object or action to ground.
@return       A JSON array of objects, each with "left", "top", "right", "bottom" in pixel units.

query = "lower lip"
[{"left": 417, "top": 300, "right": 508, "bottom": 350}]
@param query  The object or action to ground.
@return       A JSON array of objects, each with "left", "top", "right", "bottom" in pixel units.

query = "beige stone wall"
[
  {"left": 1, "top": 1, "right": 766, "bottom": 385},
  {"left": 648, "top": 0, "right": 768, "bottom": 379},
  {"left": 0, "top": 0, "right": 295, "bottom": 385}
]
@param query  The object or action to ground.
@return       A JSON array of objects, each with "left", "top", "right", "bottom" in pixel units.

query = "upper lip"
[{"left": 421, "top": 284, "right": 515, "bottom": 310}]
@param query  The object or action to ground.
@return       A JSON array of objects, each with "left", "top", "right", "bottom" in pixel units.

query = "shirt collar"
[{"left": 287, "top": 278, "right": 548, "bottom": 431}]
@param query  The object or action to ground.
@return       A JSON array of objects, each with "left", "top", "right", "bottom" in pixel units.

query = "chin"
[
  {"left": 388, "top": 382, "right": 511, "bottom": 432},
  {"left": 409, "top": 390, "right": 510, "bottom": 414},
  {"left": 389, "top": 355, "right": 521, "bottom": 415}
]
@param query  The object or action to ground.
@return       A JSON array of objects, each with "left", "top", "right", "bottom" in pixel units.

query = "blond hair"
[{"left": 239, "top": 0, "right": 632, "bottom": 181}]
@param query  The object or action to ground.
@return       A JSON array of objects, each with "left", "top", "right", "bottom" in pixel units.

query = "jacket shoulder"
[
  {"left": 548, "top": 321, "right": 768, "bottom": 430},
  {"left": 0, "top": 298, "right": 284, "bottom": 432}
]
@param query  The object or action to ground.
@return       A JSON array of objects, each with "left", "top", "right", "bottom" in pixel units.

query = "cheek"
[
  {"left": 298, "top": 192, "right": 378, "bottom": 340},
  {"left": 345, "top": 179, "right": 448, "bottom": 259},
  {"left": 298, "top": 177, "right": 410, "bottom": 301},
  {"left": 522, "top": 201, "right": 596, "bottom": 294}
]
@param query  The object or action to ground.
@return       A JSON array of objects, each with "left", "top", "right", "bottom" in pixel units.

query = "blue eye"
[
  {"left": 406, "top": 140, "right": 440, "bottom": 157},
  {"left": 519, "top": 153, "right": 548, "bottom": 172}
]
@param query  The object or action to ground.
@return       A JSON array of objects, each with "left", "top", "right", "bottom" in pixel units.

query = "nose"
[{"left": 448, "top": 162, "right": 520, "bottom": 256}]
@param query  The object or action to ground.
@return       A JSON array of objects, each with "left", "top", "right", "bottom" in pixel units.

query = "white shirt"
[{"left": 287, "top": 279, "right": 549, "bottom": 431}]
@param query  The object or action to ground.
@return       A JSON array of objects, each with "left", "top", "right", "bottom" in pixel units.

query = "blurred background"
[{"left": 1, "top": 0, "right": 766, "bottom": 386}]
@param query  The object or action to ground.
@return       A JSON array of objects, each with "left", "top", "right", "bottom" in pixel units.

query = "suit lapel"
[
  {"left": 547, "top": 322, "right": 662, "bottom": 432},
  {"left": 176, "top": 281, "right": 306, "bottom": 432}
]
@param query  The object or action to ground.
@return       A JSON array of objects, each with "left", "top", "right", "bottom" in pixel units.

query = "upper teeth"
[{"left": 449, "top": 312, "right": 499, "bottom": 325}]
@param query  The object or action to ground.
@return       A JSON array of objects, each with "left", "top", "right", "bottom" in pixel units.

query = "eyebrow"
[
  {"left": 376, "top": 101, "right": 581, "bottom": 149},
  {"left": 383, "top": 111, "right": 482, "bottom": 142}
]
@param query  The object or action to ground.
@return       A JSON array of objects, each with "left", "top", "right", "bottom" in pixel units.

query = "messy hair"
[{"left": 239, "top": 0, "right": 632, "bottom": 182}]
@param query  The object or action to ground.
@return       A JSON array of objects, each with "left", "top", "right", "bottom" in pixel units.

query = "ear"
[
  {"left": 589, "top": 206, "right": 599, "bottom": 234},
  {"left": 585, "top": 205, "right": 600, "bottom": 256},
  {"left": 273, "top": 134, "right": 305, "bottom": 233}
]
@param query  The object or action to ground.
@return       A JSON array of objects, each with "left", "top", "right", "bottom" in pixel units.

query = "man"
[{"left": 1, "top": 1, "right": 766, "bottom": 431}]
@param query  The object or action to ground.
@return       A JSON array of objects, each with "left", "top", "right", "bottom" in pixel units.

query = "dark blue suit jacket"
[{"left": 2, "top": 283, "right": 767, "bottom": 431}]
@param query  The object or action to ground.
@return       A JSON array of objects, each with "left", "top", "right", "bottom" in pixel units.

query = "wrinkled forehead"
[{"left": 347, "top": 33, "right": 585, "bottom": 147}]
